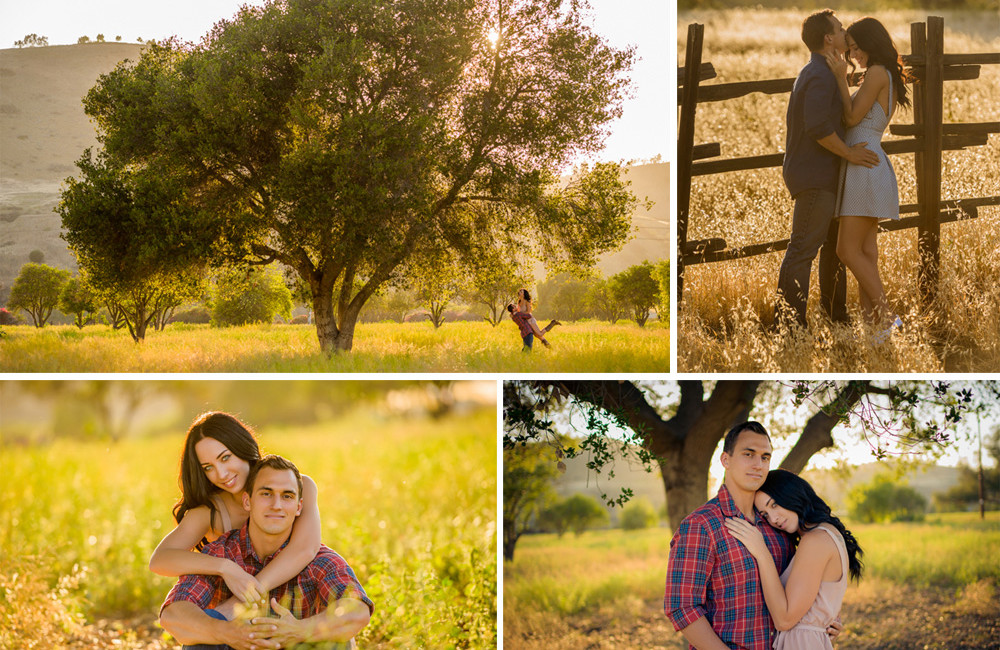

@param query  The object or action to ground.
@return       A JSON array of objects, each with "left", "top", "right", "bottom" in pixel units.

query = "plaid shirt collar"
[
  {"left": 716, "top": 483, "right": 759, "bottom": 522},
  {"left": 234, "top": 520, "right": 291, "bottom": 569}
]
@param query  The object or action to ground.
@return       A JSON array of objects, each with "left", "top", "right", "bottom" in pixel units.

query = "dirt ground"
[{"left": 503, "top": 580, "right": 1000, "bottom": 650}]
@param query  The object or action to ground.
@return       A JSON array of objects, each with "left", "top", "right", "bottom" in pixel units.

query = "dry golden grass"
[{"left": 677, "top": 9, "right": 1000, "bottom": 372}]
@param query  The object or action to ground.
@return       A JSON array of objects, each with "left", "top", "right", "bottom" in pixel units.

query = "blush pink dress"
[{"left": 772, "top": 523, "right": 848, "bottom": 650}]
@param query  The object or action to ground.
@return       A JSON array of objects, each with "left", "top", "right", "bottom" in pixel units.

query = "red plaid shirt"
[
  {"left": 665, "top": 485, "right": 793, "bottom": 650},
  {"left": 510, "top": 310, "right": 533, "bottom": 338},
  {"left": 161, "top": 522, "right": 374, "bottom": 620}
]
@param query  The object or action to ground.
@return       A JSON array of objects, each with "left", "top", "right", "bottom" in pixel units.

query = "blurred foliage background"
[{"left": 0, "top": 380, "right": 497, "bottom": 649}]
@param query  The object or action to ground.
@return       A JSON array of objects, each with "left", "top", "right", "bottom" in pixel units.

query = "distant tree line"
[
  {"left": 11, "top": 33, "right": 133, "bottom": 47},
  {"left": 14, "top": 34, "right": 48, "bottom": 48},
  {"left": 2, "top": 257, "right": 668, "bottom": 336}
]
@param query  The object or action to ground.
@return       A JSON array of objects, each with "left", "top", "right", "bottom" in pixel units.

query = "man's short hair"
[
  {"left": 506, "top": 304, "right": 515, "bottom": 313},
  {"left": 802, "top": 9, "right": 836, "bottom": 52},
  {"left": 722, "top": 421, "right": 771, "bottom": 455},
  {"left": 246, "top": 454, "right": 303, "bottom": 498}
]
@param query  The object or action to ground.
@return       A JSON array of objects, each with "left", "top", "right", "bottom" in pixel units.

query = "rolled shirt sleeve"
[
  {"left": 664, "top": 516, "right": 714, "bottom": 631},
  {"left": 802, "top": 71, "right": 839, "bottom": 141}
]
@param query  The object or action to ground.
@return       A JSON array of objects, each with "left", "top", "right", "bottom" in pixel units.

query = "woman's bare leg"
[{"left": 837, "top": 215, "right": 892, "bottom": 325}]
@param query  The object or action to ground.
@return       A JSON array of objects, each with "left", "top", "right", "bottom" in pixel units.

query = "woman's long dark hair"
[
  {"left": 173, "top": 412, "right": 261, "bottom": 542},
  {"left": 760, "top": 469, "right": 864, "bottom": 581},
  {"left": 847, "top": 17, "right": 910, "bottom": 110}
]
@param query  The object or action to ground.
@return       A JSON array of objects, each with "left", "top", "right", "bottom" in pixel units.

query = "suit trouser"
[{"left": 775, "top": 188, "right": 847, "bottom": 327}]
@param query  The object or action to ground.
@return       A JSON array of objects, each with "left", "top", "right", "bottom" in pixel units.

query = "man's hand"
[
  {"left": 250, "top": 598, "right": 307, "bottom": 647},
  {"left": 827, "top": 617, "right": 844, "bottom": 641},
  {"left": 846, "top": 142, "right": 879, "bottom": 168},
  {"left": 222, "top": 618, "right": 280, "bottom": 650}
]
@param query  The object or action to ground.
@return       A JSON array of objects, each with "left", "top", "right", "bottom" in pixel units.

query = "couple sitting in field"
[
  {"left": 507, "top": 288, "right": 560, "bottom": 351},
  {"left": 151, "top": 412, "right": 373, "bottom": 650},
  {"left": 666, "top": 421, "right": 864, "bottom": 650}
]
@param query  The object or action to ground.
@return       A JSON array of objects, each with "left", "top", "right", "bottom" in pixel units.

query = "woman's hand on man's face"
[{"left": 824, "top": 51, "right": 848, "bottom": 79}]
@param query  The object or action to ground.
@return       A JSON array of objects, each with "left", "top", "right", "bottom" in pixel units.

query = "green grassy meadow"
[
  {"left": 0, "top": 320, "right": 668, "bottom": 373},
  {"left": 504, "top": 513, "right": 1000, "bottom": 649},
  {"left": 0, "top": 408, "right": 497, "bottom": 649}
]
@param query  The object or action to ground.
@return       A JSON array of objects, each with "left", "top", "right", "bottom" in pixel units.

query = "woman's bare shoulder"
[
  {"left": 799, "top": 524, "right": 838, "bottom": 553},
  {"left": 865, "top": 64, "right": 890, "bottom": 84}
]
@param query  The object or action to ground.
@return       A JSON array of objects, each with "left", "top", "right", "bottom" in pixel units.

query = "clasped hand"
[{"left": 226, "top": 598, "right": 304, "bottom": 650}]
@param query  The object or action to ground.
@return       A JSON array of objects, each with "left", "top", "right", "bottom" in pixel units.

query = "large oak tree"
[{"left": 70, "top": 0, "right": 639, "bottom": 352}]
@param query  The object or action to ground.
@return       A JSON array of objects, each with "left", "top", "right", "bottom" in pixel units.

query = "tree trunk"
[
  {"left": 503, "top": 529, "right": 518, "bottom": 562},
  {"left": 554, "top": 380, "right": 762, "bottom": 531},
  {"left": 312, "top": 287, "right": 361, "bottom": 353}
]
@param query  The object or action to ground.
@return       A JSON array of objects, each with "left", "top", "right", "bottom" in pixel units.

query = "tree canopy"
[
  {"left": 71, "top": 0, "right": 640, "bottom": 353},
  {"left": 8, "top": 263, "right": 70, "bottom": 327},
  {"left": 504, "top": 380, "right": 998, "bottom": 534},
  {"left": 58, "top": 150, "right": 207, "bottom": 342}
]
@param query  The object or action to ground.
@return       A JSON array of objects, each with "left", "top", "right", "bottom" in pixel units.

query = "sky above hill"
[{"left": 0, "top": 0, "right": 669, "bottom": 166}]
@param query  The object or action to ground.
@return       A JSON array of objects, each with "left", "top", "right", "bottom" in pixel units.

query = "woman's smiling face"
[
  {"left": 755, "top": 491, "right": 800, "bottom": 533},
  {"left": 847, "top": 34, "right": 869, "bottom": 68},
  {"left": 195, "top": 436, "right": 251, "bottom": 494}
]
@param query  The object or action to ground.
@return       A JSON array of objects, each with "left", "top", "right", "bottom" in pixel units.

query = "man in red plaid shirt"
[
  {"left": 160, "top": 455, "right": 373, "bottom": 649},
  {"left": 665, "top": 421, "right": 839, "bottom": 650}
]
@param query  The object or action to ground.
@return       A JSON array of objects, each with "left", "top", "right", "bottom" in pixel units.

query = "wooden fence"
[{"left": 677, "top": 17, "right": 1000, "bottom": 308}]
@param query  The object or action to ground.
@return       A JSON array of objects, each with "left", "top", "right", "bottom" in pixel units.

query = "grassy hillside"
[{"left": 0, "top": 43, "right": 144, "bottom": 291}]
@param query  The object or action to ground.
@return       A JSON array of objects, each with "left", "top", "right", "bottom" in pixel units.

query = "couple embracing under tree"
[
  {"left": 666, "top": 421, "right": 864, "bottom": 650},
  {"left": 776, "top": 9, "right": 910, "bottom": 343}
]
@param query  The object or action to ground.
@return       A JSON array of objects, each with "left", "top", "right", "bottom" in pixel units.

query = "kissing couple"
[{"left": 776, "top": 9, "right": 910, "bottom": 344}]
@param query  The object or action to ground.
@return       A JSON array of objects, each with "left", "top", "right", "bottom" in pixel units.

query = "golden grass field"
[
  {"left": 0, "top": 319, "right": 668, "bottom": 373},
  {"left": 0, "top": 404, "right": 497, "bottom": 649},
  {"left": 677, "top": 9, "right": 1000, "bottom": 372},
  {"left": 503, "top": 512, "right": 1000, "bottom": 649}
]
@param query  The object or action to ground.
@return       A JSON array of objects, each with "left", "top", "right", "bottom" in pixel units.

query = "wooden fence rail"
[{"left": 677, "top": 17, "right": 1000, "bottom": 309}]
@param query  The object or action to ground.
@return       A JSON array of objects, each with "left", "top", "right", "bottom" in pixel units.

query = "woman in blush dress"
[
  {"left": 725, "top": 469, "right": 864, "bottom": 650},
  {"left": 825, "top": 17, "right": 910, "bottom": 340}
]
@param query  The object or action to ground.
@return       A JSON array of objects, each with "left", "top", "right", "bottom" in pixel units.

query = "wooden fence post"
[
  {"left": 677, "top": 23, "right": 704, "bottom": 305},
  {"left": 917, "top": 17, "right": 945, "bottom": 306}
]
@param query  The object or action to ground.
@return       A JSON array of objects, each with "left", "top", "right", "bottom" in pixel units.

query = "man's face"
[
  {"left": 721, "top": 431, "right": 772, "bottom": 492},
  {"left": 242, "top": 467, "right": 302, "bottom": 536},
  {"left": 827, "top": 15, "right": 848, "bottom": 53}
]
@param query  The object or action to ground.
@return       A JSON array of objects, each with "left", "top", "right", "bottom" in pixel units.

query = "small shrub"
[
  {"left": 848, "top": 474, "right": 927, "bottom": 523},
  {"left": 169, "top": 305, "right": 211, "bottom": 324},
  {"left": 620, "top": 497, "right": 658, "bottom": 531}
]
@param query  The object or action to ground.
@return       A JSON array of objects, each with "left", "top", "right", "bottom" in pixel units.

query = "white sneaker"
[{"left": 872, "top": 316, "right": 902, "bottom": 345}]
